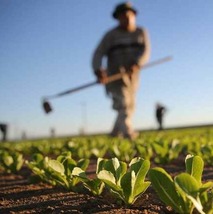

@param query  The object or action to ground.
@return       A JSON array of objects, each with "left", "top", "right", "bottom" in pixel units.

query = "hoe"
[{"left": 42, "top": 56, "right": 172, "bottom": 114}]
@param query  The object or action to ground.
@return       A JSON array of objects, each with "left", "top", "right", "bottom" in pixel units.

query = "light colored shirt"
[{"left": 92, "top": 26, "right": 151, "bottom": 76}]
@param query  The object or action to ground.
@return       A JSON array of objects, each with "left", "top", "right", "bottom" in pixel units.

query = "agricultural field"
[{"left": 0, "top": 126, "right": 213, "bottom": 214}]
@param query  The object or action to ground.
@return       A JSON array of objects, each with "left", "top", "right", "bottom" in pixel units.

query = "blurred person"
[
  {"left": 0, "top": 123, "right": 7, "bottom": 141},
  {"left": 92, "top": 2, "right": 150, "bottom": 140},
  {"left": 155, "top": 103, "right": 167, "bottom": 130},
  {"left": 21, "top": 131, "right": 27, "bottom": 140},
  {"left": 50, "top": 127, "right": 56, "bottom": 138}
]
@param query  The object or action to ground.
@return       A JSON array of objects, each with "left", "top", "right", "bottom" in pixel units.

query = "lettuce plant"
[
  {"left": 200, "top": 143, "right": 213, "bottom": 165},
  {"left": 97, "top": 157, "right": 150, "bottom": 205},
  {"left": 26, "top": 152, "right": 89, "bottom": 190},
  {"left": 152, "top": 139, "right": 183, "bottom": 164},
  {"left": 149, "top": 155, "right": 213, "bottom": 214},
  {"left": 72, "top": 167, "right": 105, "bottom": 196},
  {"left": 109, "top": 139, "right": 137, "bottom": 162},
  {"left": 65, "top": 140, "right": 93, "bottom": 159},
  {"left": 0, "top": 150, "right": 24, "bottom": 173},
  {"left": 26, "top": 153, "right": 70, "bottom": 188},
  {"left": 57, "top": 151, "right": 89, "bottom": 187},
  {"left": 135, "top": 140, "right": 153, "bottom": 160}
]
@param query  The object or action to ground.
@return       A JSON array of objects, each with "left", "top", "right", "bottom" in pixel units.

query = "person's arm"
[
  {"left": 129, "top": 28, "right": 151, "bottom": 76},
  {"left": 135, "top": 28, "right": 151, "bottom": 68},
  {"left": 92, "top": 33, "right": 109, "bottom": 84}
]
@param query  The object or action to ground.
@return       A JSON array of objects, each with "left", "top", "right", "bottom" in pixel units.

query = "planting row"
[
  {"left": 1, "top": 130, "right": 213, "bottom": 167},
  {"left": 2, "top": 151, "right": 211, "bottom": 214}
]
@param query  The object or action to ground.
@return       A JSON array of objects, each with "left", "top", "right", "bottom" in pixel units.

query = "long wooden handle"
[
  {"left": 107, "top": 56, "right": 172, "bottom": 83},
  {"left": 44, "top": 56, "right": 172, "bottom": 100}
]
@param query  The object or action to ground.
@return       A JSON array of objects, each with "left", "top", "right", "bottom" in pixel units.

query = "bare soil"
[{"left": 0, "top": 157, "right": 212, "bottom": 214}]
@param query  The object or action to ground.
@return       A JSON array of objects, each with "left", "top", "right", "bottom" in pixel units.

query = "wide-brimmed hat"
[{"left": 112, "top": 2, "right": 137, "bottom": 19}]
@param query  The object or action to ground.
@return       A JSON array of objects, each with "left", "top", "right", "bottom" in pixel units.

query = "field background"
[{"left": 0, "top": 125, "right": 213, "bottom": 213}]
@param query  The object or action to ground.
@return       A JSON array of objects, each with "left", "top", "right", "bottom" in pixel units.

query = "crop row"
[
  {"left": 0, "top": 127, "right": 213, "bottom": 213},
  {"left": 1, "top": 149, "right": 212, "bottom": 214},
  {"left": 1, "top": 128, "right": 213, "bottom": 165}
]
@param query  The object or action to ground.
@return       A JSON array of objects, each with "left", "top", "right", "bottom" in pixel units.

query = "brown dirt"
[{"left": 0, "top": 158, "right": 212, "bottom": 214}]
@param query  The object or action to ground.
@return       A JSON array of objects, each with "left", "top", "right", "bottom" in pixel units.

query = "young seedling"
[
  {"left": 26, "top": 152, "right": 89, "bottom": 190},
  {"left": 57, "top": 151, "right": 89, "bottom": 188},
  {"left": 97, "top": 157, "right": 150, "bottom": 205},
  {"left": 149, "top": 154, "right": 213, "bottom": 214},
  {"left": 0, "top": 150, "right": 24, "bottom": 173},
  {"left": 109, "top": 139, "right": 137, "bottom": 162},
  {"left": 72, "top": 167, "right": 105, "bottom": 196},
  {"left": 152, "top": 139, "right": 183, "bottom": 164},
  {"left": 26, "top": 153, "right": 70, "bottom": 188}
]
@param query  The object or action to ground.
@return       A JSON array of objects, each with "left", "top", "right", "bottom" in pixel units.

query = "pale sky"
[{"left": 1, "top": 1, "right": 213, "bottom": 139}]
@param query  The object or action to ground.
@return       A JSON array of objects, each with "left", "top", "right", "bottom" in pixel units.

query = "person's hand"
[
  {"left": 128, "top": 64, "right": 140, "bottom": 78},
  {"left": 95, "top": 69, "right": 108, "bottom": 84}
]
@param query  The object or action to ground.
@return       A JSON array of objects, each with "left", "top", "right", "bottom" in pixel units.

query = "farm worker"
[
  {"left": 155, "top": 103, "right": 167, "bottom": 130},
  {"left": 92, "top": 2, "right": 150, "bottom": 140},
  {"left": 0, "top": 123, "right": 8, "bottom": 141}
]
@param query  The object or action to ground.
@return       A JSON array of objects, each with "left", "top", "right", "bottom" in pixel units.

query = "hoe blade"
[{"left": 43, "top": 100, "right": 52, "bottom": 114}]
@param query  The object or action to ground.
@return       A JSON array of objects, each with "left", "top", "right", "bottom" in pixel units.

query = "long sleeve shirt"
[{"left": 92, "top": 26, "right": 151, "bottom": 76}]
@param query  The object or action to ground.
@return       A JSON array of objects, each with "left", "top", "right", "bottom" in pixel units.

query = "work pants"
[{"left": 107, "top": 76, "right": 138, "bottom": 137}]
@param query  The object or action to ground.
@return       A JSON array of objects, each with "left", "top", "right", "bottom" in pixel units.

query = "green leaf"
[
  {"left": 134, "top": 181, "right": 151, "bottom": 199},
  {"left": 185, "top": 155, "right": 204, "bottom": 184},
  {"left": 129, "top": 157, "right": 141, "bottom": 172},
  {"left": 77, "top": 159, "right": 89, "bottom": 171},
  {"left": 72, "top": 167, "right": 86, "bottom": 178},
  {"left": 104, "top": 158, "right": 119, "bottom": 179},
  {"left": 57, "top": 151, "right": 72, "bottom": 163},
  {"left": 4, "top": 156, "right": 13, "bottom": 166},
  {"left": 175, "top": 173, "right": 200, "bottom": 197},
  {"left": 131, "top": 158, "right": 150, "bottom": 182},
  {"left": 119, "top": 158, "right": 151, "bottom": 205},
  {"left": 96, "top": 158, "right": 105, "bottom": 174},
  {"left": 63, "top": 158, "right": 76, "bottom": 176},
  {"left": 129, "top": 158, "right": 151, "bottom": 197},
  {"left": 15, "top": 153, "right": 24, "bottom": 171},
  {"left": 200, "top": 181, "right": 213, "bottom": 193},
  {"left": 47, "top": 159, "right": 65, "bottom": 175},
  {"left": 72, "top": 167, "right": 104, "bottom": 195},
  {"left": 98, "top": 158, "right": 127, "bottom": 184},
  {"left": 112, "top": 157, "right": 120, "bottom": 171},
  {"left": 97, "top": 170, "right": 122, "bottom": 192},
  {"left": 118, "top": 161, "right": 127, "bottom": 182},
  {"left": 149, "top": 167, "right": 183, "bottom": 213},
  {"left": 121, "top": 171, "right": 132, "bottom": 203},
  {"left": 84, "top": 178, "right": 105, "bottom": 196},
  {"left": 32, "top": 153, "right": 44, "bottom": 162}
]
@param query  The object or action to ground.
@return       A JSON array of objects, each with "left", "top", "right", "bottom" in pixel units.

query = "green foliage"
[
  {"left": 1, "top": 126, "right": 213, "bottom": 211},
  {"left": 149, "top": 155, "right": 213, "bottom": 214},
  {"left": 97, "top": 157, "right": 150, "bottom": 205},
  {"left": 109, "top": 139, "right": 137, "bottom": 162},
  {"left": 135, "top": 139, "right": 153, "bottom": 160},
  {"left": 26, "top": 152, "right": 89, "bottom": 190},
  {"left": 72, "top": 167, "right": 105, "bottom": 196},
  {"left": 57, "top": 151, "right": 89, "bottom": 187},
  {"left": 152, "top": 138, "right": 183, "bottom": 164},
  {"left": 200, "top": 142, "right": 213, "bottom": 165},
  {"left": 0, "top": 149, "right": 24, "bottom": 173},
  {"left": 1, "top": 127, "right": 213, "bottom": 166},
  {"left": 65, "top": 137, "right": 108, "bottom": 159},
  {"left": 26, "top": 153, "right": 69, "bottom": 188}
]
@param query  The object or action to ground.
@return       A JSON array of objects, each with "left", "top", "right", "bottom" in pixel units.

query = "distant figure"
[
  {"left": 0, "top": 123, "right": 8, "bottom": 141},
  {"left": 50, "top": 128, "right": 55, "bottom": 138},
  {"left": 79, "top": 127, "right": 85, "bottom": 136},
  {"left": 21, "top": 131, "right": 27, "bottom": 140},
  {"left": 92, "top": 2, "right": 150, "bottom": 140},
  {"left": 155, "top": 103, "right": 166, "bottom": 130}
]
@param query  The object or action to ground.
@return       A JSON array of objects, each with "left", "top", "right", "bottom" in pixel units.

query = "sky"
[{"left": 1, "top": 0, "right": 213, "bottom": 140}]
